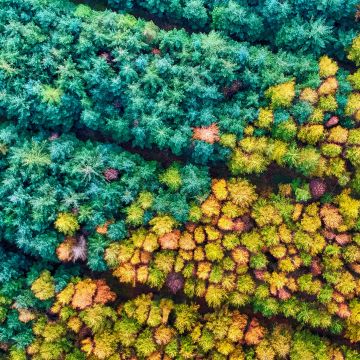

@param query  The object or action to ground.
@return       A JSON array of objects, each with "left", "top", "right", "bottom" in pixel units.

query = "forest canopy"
[{"left": 0, "top": 0, "right": 360, "bottom": 359}]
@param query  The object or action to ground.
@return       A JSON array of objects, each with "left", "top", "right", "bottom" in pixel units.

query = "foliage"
[
  {"left": 25, "top": 284, "right": 357, "bottom": 359},
  {"left": 0, "top": 128, "right": 209, "bottom": 266},
  {"left": 108, "top": 0, "right": 359, "bottom": 58},
  {"left": 105, "top": 177, "right": 360, "bottom": 340},
  {"left": 224, "top": 53, "right": 360, "bottom": 191},
  {"left": 0, "top": 0, "right": 328, "bottom": 164},
  {"left": 0, "top": 0, "right": 360, "bottom": 357}
]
